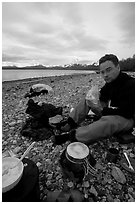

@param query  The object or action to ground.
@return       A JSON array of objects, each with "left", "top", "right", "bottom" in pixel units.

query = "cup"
[{"left": 106, "top": 148, "right": 119, "bottom": 163}]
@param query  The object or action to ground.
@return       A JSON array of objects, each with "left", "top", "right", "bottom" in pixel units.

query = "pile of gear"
[{"left": 21, "top": 84, "right": 64, "bottom": 141}]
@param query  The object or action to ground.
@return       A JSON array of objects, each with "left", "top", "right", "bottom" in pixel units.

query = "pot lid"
[{"left": 67, "top": 142, "right": 89, "bottom": 159}]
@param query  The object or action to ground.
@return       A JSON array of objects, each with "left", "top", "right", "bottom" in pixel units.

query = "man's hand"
[{"left": 86, "top": 99, "right": 103, "bottom": 117}]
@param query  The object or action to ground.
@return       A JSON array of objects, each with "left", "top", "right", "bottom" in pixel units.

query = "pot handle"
[
  {"left": 83, "top": 158, "right": 97, "bottom": 179},
  {"left": 83, "top": 162, "right": 88, "bottom": 180}
]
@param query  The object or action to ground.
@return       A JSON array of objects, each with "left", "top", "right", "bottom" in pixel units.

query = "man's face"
[{"left": 99, "top": 60, "right": 120, "bottom": 83}]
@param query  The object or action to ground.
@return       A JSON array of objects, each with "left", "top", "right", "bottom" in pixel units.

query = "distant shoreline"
[
  {"left": 2, "top": 67, "right": 134, "bottom": 73},
  {"left": 2, "top": 67, "right": 97, "bottom": 71},
  {"left": 2, "top": 72, "right": 93, "bottom": 84},
  {"left": 2, "top": 69, "right": 96, "bottom": 83}
]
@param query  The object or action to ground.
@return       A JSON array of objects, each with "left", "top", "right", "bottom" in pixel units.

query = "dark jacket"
[
  {"left": 99, "top": 72, "right": 135, "bottom": 119},
  {"left": 26, "top": 99, "right": 62, "bottom": 121}
]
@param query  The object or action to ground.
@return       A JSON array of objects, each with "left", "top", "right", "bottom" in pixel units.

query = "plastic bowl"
[{"left": 2, "top": 157, "right": 24, "bottom": 193}]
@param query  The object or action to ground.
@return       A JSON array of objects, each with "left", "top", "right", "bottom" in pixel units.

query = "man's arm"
[{"left": 102, "top": 81, "right": 135, "bottom": 119}]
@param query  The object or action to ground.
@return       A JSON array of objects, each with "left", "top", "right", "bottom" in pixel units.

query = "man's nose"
[{"left": 103, "top": 72, "right": 108, "bottom": 77}]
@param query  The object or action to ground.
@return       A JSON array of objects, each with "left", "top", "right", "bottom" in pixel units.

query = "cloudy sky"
[{"left": 2, "top": 2, "right": 135, "bottom": 67}]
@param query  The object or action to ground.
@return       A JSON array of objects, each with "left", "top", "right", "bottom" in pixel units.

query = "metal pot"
[
  {"left": 2, "top": 157, "right": 24, "bottom": 193},
  {"left": 66, "top": 142, "right": 89, "bottom": 162},
  {"left": 65, "top": 142, "right": 97, "bottom": 179}
]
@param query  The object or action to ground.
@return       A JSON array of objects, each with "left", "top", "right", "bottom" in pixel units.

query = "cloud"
[
  {"left": 114, "top": 2, "right": 135, "bottom": 45},
  {"left": 2, "top": 2, "right": 135, "bottom": 66},
  {"left": 70, "top": 28, "right": 108, "bottom": 51},
  {"left": 2, "top": 53, "right": 28, "bottom": 62}
]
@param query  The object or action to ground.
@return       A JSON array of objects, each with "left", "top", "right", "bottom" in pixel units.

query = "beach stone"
[
  {"left": 121, "top": 145, "right": 128, "bottom": 149},
  {"left": 89, "top": 186, "right": 98, "bottom": 196},
  {"left": 24, "top": 141, "right": 28, "bottom": 145},
  {"left": 107, "top": 185, "right": 112, "bottom": 190},
  {"left": 3, "top": 141, "right": 8, "bottom": 146},
  {"left": 101, "top": 196, "right": 107, "bottom": 202},
  {"left": 12, "top": 140, "right": 17, "bottom": 145},
  {"left": 32, "top": 152, "right": 36, "bottom": 156},
  {"left": 107, "top": 179, "right": 112, "bottom": 184},
  {"left": 89, "top": 197, "right": 95, "bottom": 202},
  {"left": 117, "top": 184, "right": 122, "bottom": 190},
  {"left": 46, "top": 159, "right": 51, "bottom": 163},
  {"left": 3, "top": 128, "right": 9, "bottom": 132},
  {"left": 83, "top": 181, "right": 90, "bottom": 188},
  {"left": 114, "top": 198, "right": 121, "bottom": 202},
  {"left": 113, "top": 188, "right": 120, "bottom": 195},
  {"left": 9, "top": 121, "right": 16, "bottom": 126},
  {"left": 84, "top": 193, "right": 88, "bottom": 199},
  {"left": 13, "top": 146, "right": 21, "bottom": 153},
  {"left": 37, "top": 162, "right": 42, "bottom": 167},
  {"left": 56, "top": 174, "right": 62, "bottom": 180},
  {"left": 97, "top": 189, "right": 106, "bottom": 196},
  {"left": 58, "top": 179, "right": 63, "bottom": 186},
  {"left": 21, "top": 136, "right": 26, "bottom": 140},
  {"left": 79, "top": 187, "right": 82, "bottom": 191},
  {"left": 9, "top": 127, "right": 15, "bottom": 130},
  {"left": 128, "top": 187, "right": 133, "bottom": 193},
  {"left": 95, "top": 163, "right": 104, "bottom": 170},
  {"left": 107, "top": 194, "right": 114, "bottom": 202},
  {"left": 46, "top": 173, "right": 53, "bottom": 180},
  {"left": 17, "top": 120, "right": 22, "bottom": 124},
  {"left": 56, "top": 166, "right": 61, "bottom": 171},
  {"left": 46, "top": 180, "right": 52, "bottom": 187},
  {"left": 67, "top": 181, "right": 74, "bottom": 188},
  {"left": 102, "top": 178, "right": 108, "bottom": 185},
  {"left": 128, "top": 197, "right": 134, "bottom": 202},
  {"left": 129, "top": 153, "right": 134, "bottom": 158}
]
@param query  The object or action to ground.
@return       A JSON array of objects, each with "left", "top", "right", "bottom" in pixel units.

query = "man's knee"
[
  {"left": 75, "top": 127, "right": 90, "bottom": 144},
  {"left": 100, "top": 115, "right": 134, "bottom": 133},
  {"left": 100, "top": 115, "right": 115, "bottom": 122}
]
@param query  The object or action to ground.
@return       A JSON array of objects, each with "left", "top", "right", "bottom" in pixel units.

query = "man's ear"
[{"left": 117, "top": 64, "right": 120, "bottom": 71}]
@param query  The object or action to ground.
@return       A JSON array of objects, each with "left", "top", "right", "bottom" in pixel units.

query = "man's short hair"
[{"left": 99, "top": 54, "right": 119, "bottom": 66}]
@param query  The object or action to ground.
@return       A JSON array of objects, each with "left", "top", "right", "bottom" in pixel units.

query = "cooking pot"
[
  {"left": 66, "top": 142, "right": 89, "bottom": 162},
  {"left": 2, "top": 157, "right": 24, "bottom": 193},
  {"left": 65, "top": 142, "right": 97, "bottom": 179}
]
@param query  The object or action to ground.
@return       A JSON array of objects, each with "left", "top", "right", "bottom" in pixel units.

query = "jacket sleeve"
[
  {"left": 99, "top": 85, "right": 110, "bottom": 103},
  {"left": 102, "top": 107, "right": 122, "bottom": 116},
  {"left": 102, "top": 80, "right": 135, "bottom": 119}
]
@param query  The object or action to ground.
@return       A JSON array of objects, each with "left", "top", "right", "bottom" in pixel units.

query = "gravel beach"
[{"left": 2, "top": 73, "right": 135, "bottom": 202}]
